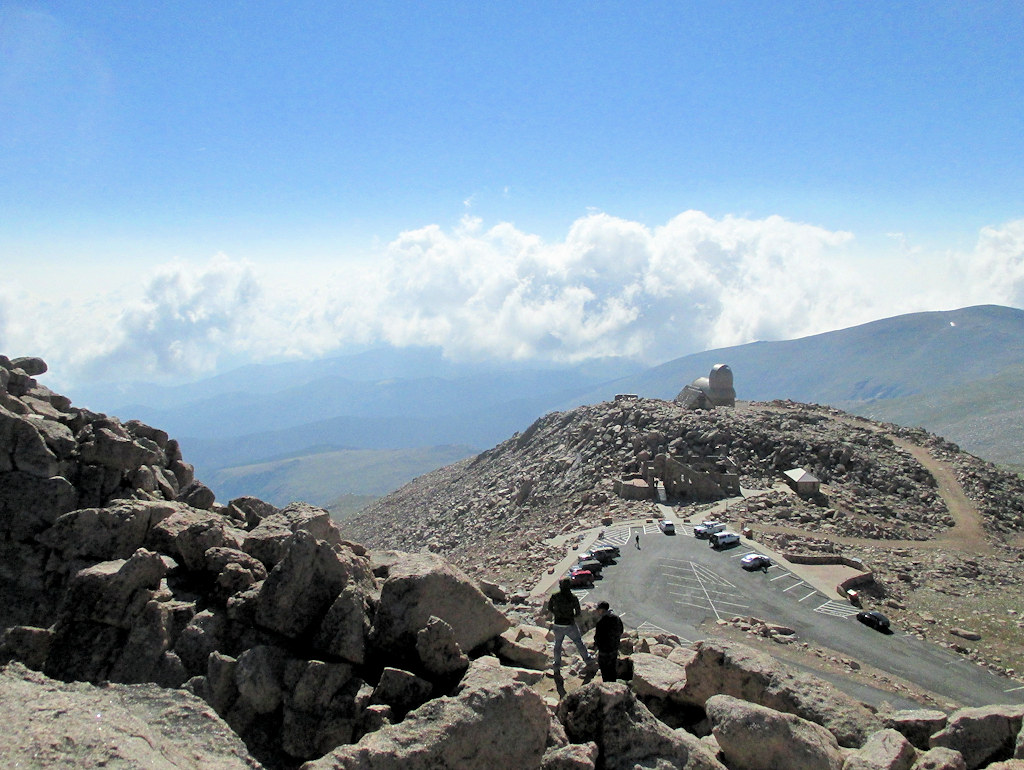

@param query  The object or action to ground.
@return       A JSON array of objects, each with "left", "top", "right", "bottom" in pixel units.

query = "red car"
[{"left": 566, "top": 568, "right": 594, "bottom": 587}]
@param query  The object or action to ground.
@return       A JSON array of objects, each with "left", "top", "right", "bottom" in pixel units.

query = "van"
[
  {"left": 709, "top": 531, "right": 740, "bottom": 548},
  {"left": 693, "top": 521, "right": 726, "bottom": 539}
]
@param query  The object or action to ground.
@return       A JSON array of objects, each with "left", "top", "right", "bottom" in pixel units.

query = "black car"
[{"left": 855, "top": 610, "right": 891, "bottom": 632}]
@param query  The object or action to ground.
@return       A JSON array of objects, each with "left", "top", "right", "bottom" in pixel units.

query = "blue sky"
[{"left": 2, "top": 2, "right": 1024, "bottom": 387}]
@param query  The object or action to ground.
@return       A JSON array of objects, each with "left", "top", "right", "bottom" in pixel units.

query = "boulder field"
[{"left": 2, "top": 355, "right": 1024, "bottom": 769}]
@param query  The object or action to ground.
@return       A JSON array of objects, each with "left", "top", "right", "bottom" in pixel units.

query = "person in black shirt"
[
  {"left": 593, "top": 600, "right": 624, "bottom": 682},
  {"left": 547, "top": 578, "right": 597, "bottom": 677}
]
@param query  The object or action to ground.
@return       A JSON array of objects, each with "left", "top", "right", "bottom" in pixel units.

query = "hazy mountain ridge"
[{"left": 61, "top": 305, "right": 1024, "bottom": 511}]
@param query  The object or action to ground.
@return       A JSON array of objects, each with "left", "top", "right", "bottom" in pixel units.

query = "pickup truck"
[{"left": 693, "top": 521, "right": 726, "bottom": 539}]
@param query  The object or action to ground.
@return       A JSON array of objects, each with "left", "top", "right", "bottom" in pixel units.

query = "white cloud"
[{"left": 3, "top": 212, "right": 1023, "bottom": 387}]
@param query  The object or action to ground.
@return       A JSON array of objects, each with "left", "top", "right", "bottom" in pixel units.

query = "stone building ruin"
[{"left": 675, "top": 363, "right": 736, "bottom": 409}]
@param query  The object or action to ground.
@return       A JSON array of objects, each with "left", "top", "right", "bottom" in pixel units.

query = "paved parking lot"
[{"left": 562, "top": 521, "right": 1024, "bottom": 708}]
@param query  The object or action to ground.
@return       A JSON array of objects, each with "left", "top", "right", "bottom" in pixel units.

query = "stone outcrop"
[
  {"left": 706, "top": 693, "right": 845, "bottom": 770},
  {"left": 304, "top": 659, "right": 550, "bottom": 770},
  {"left": 912, "top": 747, "right": 969, "bottom": 770},
  {"left": 929, "top": 705, "right": 1024, "bottom": 770},
  {"left": 369, "top": 552, "right": 511, "bottom": 662},
  {"left": 843, "top": 728, "right": 918, "bottom": 770},
  {"left": 558, "top": 681, "right": 726, "bottom": 770},
  {"left": 0, "top": 661, "right": 260, "bottom": 769},
  {"left": 640, "top": 639, "right": 880, "bottom": 747}
]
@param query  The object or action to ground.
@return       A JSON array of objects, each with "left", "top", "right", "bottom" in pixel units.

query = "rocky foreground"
[{"left": 3, "top": 355, "right": 1024, "bottom": 769}]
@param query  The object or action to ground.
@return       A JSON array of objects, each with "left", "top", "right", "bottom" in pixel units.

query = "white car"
[
  {"left": 740, "top": 553, "right": 771, "bottom": 571},
  {"left": 658, "top": 520, "right": 675, "bottom": 534}
]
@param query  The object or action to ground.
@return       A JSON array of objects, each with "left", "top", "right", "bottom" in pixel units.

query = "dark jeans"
[{"left": 597, "top": 651, "right": 618, "bottom": 682}]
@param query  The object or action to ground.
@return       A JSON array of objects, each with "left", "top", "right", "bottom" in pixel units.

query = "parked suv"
[{"left": 709, "top": 531, "right": 740, "bottom": 549}]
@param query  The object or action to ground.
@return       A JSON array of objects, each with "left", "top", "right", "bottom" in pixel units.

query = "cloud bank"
[{"left": 3, "top": 211, "right": 1024, "bottom": 387}]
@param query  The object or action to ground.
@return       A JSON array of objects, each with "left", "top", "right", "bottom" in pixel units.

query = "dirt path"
[
  {"left": 839, "top": 414, "right": 992, "bottom": 555},
  {"left": 754, "top": 405, "right": 993, "bottom": 556}
]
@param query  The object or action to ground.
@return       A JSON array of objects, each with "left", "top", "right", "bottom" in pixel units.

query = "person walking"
[
  {"left": 593, "top": 601, "right": 624, "bottom": 682},
  {"left": 547, "top": 578, "right": 597, "bottom": 678},
  {"left": 635, "top": 532, "right": 641, "bottom": 550}
]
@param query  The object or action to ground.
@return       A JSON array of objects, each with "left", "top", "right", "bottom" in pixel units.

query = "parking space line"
[
  {"left": 814, "top": 600, "right": 860, "bottom": 618},
  {"left": 770, "top": 572, "right": 794, "bottom": 582},
  {"left": 674, "top": 599, "right": 715, "bottom": 610},
  {"left": 692, "top": 562, "right": 723, "bottom": 620},
  {"left": 1005, "top": 684, "right": 1024, "bottom": 693},
  {"left": 782, "top": 581, "right": 806, "bottom": 592},
  {"left": 798, "top": 590, "right": 818, "bottom": 602},
  {"left": 711, "top": 598, "right": 751, "bottom": 609}
]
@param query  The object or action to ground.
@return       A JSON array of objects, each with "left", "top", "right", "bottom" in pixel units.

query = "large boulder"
[
  {"left": 706, "top": 693, "right": 844, "bottom": 770},
  {"left": 416, "top": 616, "right": 469, "bottom": 679},
  {"left": 541, "top": 741, "right": 599, "bottom": 770},
  {"left": 558, "top": 680, "right": 726, "bottom": 770},
  {"left": 146, "top": 507, "right": 244, "bottom": 566},
  {"left": 242, "top": 502, "right": 343, "bottom": 569},
  {"left": 0, "top": 661, "right": 259, "bottom": 769},
  {"left": 883, "top": 710, "right": 950, "bottom": 751},
  {"left": 304, "top": 658, "right": 549, "bottom": 770},
  {"left": 42, "top": 549, "right": 170, "bottom": 682},
  {"left": 929, "top": 704, "right": 1024, "bottom": 770},
  {"left": 844, "top": 728, "right": 917, "bottom": 770},
  {"left": 370, "top": 552, "right": 510, "bottom": 660},
  {"left": 77, "top": 423, "right": 165, "bottom": 472},
  {"left": 679, "top": 640, "right": 879, "bottom": 747},
  {"left": 39, "top": 500, "right": 178, "bottom": 562},
  {"left": 10, "top": 357, "right": 47, "bottom": 376},
  {"left": 911, "top": 747, "right": 967, "bottom": 770},
  {"left": 0, "top": 471, "right": 77, "bottom": 541},
  {"left": 312, "top": 586, "right": 372, "bottom": 665},
  {"left": 254, "top": 530, "right": 374, "bottom": 640},
  {"left": 1, "top": 407, "right": 59, "bottom": 478},
  {"left": 496, "top": 625, "right": 550, "bottom": 671},
  {"left": 369, "top": 666, "right": 433, "bottom": 719}
]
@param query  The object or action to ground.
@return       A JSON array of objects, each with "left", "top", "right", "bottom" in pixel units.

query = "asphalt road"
[{"left": 578, "top": 522, "right": 1024, "bottom": 709}]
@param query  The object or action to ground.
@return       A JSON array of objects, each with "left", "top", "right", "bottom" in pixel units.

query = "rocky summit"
[{"left": 2, "top": 354, "right": 1024, "bottom": 769}]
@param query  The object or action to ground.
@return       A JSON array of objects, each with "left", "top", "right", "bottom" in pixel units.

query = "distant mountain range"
[{"left": 64, "top": 304, "right": 1024, "bottom": 508}]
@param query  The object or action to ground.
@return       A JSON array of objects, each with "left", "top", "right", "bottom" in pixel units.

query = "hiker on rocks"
[
  {"left": 593, "top": 600, "right": 624, "bottom": 682},
  {"left": 547, "top": 578, "right": 597, "bottom": 678}
]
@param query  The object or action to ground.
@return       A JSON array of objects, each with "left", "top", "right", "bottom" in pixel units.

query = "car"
[
  {"left": 589, "top": 545, "right": 619, "bottom": 563},
  {"left": 577, "top": 559, "right": 604, "bottom": 576},
  {"left": 855, "top": 610, "right": 891, "bottom": 632},
  {"left": 566, "top": 568, "right": 594, "bottom": 587},
  {"left": 740, "top": 553, "right": 772, "bottom": 571},
  {"left": 693, "top": 521, "right": 726, "bottom": 539},
  {"left": 709, "top": 531, "right": 740, "bottom": 548},
  {"left": 658, "top": 520, "right": 676, "bottom": 534}
]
